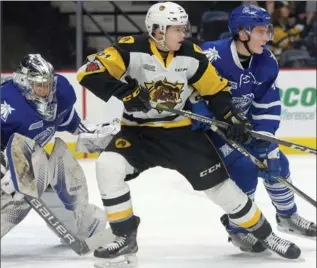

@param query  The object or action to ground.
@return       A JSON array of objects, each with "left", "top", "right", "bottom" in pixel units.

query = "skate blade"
[
  {"left": 277, "top": 226, "right": 316, "bottom": 241},
  {"left": 239, "top": 250, "right": 271, "bottom": 257},
  {"left": 94, "top": 254, "right": 138, "bottom": 268}
]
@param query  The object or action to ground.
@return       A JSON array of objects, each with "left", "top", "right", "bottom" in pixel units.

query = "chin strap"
[
  {"left": 149, "top": 32, "right": 170, "bottom": 51},
  {"left": 242, "top": 41, "right": 253, "bottom": 55},
  {"left": 238, "top": 28, "right": 254, "bottom": 56}
]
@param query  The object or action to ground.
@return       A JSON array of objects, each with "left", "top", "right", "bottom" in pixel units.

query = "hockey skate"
[
  {"left": 94, "top": 216, "right": 140, "bottom": 268},
  {"left": 221, "top": 214, "right": 266, "bottom": 253},
  {"left": 276, "top": 213, "right": 316, "bottom": 240},
  {"left": 259, "top": 231, "right": 301, "bottom": 259}
]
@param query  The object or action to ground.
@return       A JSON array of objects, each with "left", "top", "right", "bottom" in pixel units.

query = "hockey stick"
[
  {"left": 150, "top": 102, "right": 316, "bottom": 208},
  {"left": 207, "top": 124, "right": 317, "bottom": 209},
  {"left": 25, "top": 195, "right": 114, "bottom": 255},
  {"left": 150, "top": 102, "right": 316, "bottom": 155}
]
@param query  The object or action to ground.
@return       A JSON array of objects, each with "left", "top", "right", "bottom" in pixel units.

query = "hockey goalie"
[{"left": 0, "top": 53, "right": 119, "bottom": 251}]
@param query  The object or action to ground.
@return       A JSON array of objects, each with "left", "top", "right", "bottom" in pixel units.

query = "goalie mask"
[{"left": 13, "top": 54, "right": 57, "bottom": 121}]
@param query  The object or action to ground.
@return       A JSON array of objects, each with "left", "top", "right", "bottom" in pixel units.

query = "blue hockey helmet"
[{"left": 228, "top": 5, "right": 273, "bottom": 40}]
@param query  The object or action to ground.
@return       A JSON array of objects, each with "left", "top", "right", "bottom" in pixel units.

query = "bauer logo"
[
  {"left": 30, "top": 198, "right": 76, "bottom": 245},
  {"left": 200, "top": 163, "right": 221, "bottom": 177}
]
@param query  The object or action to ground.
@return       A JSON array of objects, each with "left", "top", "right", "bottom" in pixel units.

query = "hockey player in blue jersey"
[
  {"left": 0, "top": 54, "right": 120, "bottom": 241},
  {"left": 190, "top": 5, "right": 316, "bottom": 252}
]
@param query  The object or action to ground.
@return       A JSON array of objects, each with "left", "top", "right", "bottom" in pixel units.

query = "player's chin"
[
  {"left": 254, "top": 47, "right": 264, "bottom": 54},
  {"left": 172, "top": 42, "right": 182, "bottom": 51}
]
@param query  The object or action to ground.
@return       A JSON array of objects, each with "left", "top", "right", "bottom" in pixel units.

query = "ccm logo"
[
  {"left": 30, "top": 198, "right": 76, "bottom": 244},
  {"left": 200, "top": 163, "right": 221, "bottom": 177}
]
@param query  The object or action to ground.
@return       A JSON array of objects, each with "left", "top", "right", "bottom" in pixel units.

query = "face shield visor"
[{"left": 245, "top": 24, "right": 274, "bottom": 41}]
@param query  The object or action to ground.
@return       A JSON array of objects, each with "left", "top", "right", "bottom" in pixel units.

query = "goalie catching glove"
[{"left": 76, "top": 119, "right": 121, "bottom": 153}]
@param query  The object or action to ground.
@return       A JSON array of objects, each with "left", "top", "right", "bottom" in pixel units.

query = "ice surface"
[{"left": 1, "top": 156, "right": 316, "bottom": 268}]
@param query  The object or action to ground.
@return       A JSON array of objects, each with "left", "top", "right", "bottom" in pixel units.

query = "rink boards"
[{"left": 1, "top": 69, "right": 316, "bottom": 158}]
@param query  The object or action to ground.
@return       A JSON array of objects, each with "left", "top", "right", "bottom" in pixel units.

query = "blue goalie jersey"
[{"left": 1, "top": 74, "right": 81, "bottom": 148}]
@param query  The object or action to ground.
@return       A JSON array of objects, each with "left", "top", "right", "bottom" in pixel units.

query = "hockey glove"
[
  {"left": 223, "top": 108, "right": 252, "bottom": 144},
  {"left": 76, "top": 119, "right": 121, "bottom": 153},
  {"left": 188, "top": 92, "right": 213, "bottom": 131},
  {"left": 75, "top": 119, "right": 121, "bottom": 135},
  {"left": 253, "top": 141, "right": 281, "bottom": 184},
  {"left": 114, "top": 76, "right": 151, "bottom": 113}
]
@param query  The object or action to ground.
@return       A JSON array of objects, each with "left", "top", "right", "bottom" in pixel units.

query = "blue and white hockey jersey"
[
  {"left": 1, "top": 74, "right": 81, "bottom": 148},
  {"left": 195, "top": 38, "right": 281, "bottom": 163},
  {"left": 201, "top": 38, "right": 281, "bottom": 136}
]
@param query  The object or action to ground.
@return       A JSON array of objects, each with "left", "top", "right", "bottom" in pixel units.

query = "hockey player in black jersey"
[{"left": 77, "top": 2, "right": 301, "bottom": 266}]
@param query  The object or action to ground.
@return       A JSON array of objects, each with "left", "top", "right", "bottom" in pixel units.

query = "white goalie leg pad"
[
  {"left": 5, "top": 133, "right": 51, "bottom": 198},
  {"left": 76, "top": 204, "right": 107, "bottom": 239},
  {"left": 41, "top": 188, "right": 79, "bottom": 236},
  {"left": 42, "top": 138, "right": 107, "bottom": 240},
  {"left": 1, "top": 190, "right": 31, "bottom": 238},
  {"left": 96, "top": 152, "right": 135, "bottom": 199},
  {"left": 204, "top": 179, "right": 249, "bottom": 214},
  {"left": 48, "top": 137, "right": 89, "bottom": 211}
]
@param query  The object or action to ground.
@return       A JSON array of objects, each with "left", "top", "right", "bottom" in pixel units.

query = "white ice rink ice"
[{"left": 1, "top": 155, "right": 316, "bottom": 268}]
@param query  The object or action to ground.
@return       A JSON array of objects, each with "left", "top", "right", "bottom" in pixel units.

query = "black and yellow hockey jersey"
[{"left": 77, "top": 34, "right": 231, "bottom": 128}]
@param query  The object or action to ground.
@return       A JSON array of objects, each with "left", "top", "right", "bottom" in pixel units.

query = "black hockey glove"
[
  {"left": 223, "top": 108, "right": 252, "bottom": 144},
  {"left": 205, "top": 91, "right": 252, "bottom": 144},
  {"left": 114, "top": 76, "right": 151, "bottom": 113}
]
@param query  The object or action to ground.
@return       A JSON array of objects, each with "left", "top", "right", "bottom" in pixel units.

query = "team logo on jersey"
[
  {"left": 115, "top": 138, "right": 131, "bottom": 149},
  {"left": 203, "top": 47, "right": 221, "bottom": 62},
  {"left": 159, "top": 5, "right": 165, "bottom": 11},
  {"left": 239, "top": 72, "right": 262, "bottom": 86},
  {"left": 86, "top": 62, "right": 100, "bottom": 72},
  {"left": 145, "top": 78, "right": 184, "bottom": 111},
  {"left": 232, "top": 93, "right": 255, "bottom": 114},
  {"left": 1, "top": 101, "right": 15, "bottom": 122}
]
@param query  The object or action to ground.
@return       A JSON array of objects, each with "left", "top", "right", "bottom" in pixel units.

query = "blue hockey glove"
[{"left": 188, "top": 92, "right": 213, "bottom": 131}]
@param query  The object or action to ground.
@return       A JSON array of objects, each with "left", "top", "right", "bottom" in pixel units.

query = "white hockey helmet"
[{"left": 145, "top": 2, "right": 189, "bottom": 48}]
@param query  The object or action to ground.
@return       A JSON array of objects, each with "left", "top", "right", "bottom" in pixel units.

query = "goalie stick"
[
  {"left": 150, "top": 102, "right": 316, "bottom": 155},
  {"left": 25, "top": 195, "right": 114, "bottom": 255}
]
